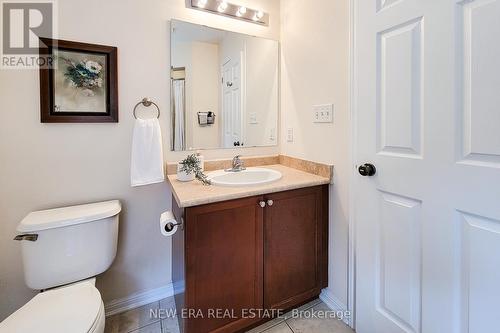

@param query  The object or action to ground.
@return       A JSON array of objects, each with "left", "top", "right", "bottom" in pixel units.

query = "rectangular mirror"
[{"left": 170, "top": 20, "right": 279, "bottom": 151}]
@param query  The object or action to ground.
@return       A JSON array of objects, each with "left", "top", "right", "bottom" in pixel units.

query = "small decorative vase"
[{"left": 177, "top": 164, "right": 195, "bottom": 182}]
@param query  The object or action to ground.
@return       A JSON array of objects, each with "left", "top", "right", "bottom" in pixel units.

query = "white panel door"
[
  {"left": 222, "top": 61, "right": 233, "bottom": 148},
  {"left": 355, "top": 1, "right": 500, "bottom": 333},
  {"left": 222, "top": 57, "right": 243, "bottom": 148},
  {"left": 230, "top": 59, "right": 242, "bottom": 146}
]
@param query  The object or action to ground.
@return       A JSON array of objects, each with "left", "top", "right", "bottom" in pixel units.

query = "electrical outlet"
[
  {"left": 270, "top": 128, "right": 276, "bottom": 141},
  {"left": 249, "top": 112, "right": 258, "bottom": 124},
  {"left": 313, "top": 104, "right": 334, "bottom": 123},
  {"left": 286, "top": 128, "right": 294, "bottom": 142}
]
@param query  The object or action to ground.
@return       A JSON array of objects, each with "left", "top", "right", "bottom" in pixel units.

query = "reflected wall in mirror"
[{"left": 170, "top": 20, "right": 279, "bottom": 151}]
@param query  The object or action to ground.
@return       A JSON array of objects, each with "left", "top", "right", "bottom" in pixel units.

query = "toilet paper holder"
[{"left": 164, "top": 217, "right": 184, "bottom": 232}]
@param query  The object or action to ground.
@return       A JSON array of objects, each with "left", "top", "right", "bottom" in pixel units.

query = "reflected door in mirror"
[{"left": 222, "top": 56, "right": 243, "bottom": 148}]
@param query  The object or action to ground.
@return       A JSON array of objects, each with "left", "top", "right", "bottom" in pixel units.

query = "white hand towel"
[{"left": 131, "top": 118, "right": 165, "bottom": 187}]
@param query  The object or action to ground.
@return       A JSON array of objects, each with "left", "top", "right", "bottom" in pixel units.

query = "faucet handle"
[
  {"left": 232, "top": 155, "right": 242, "bottom": 164},
  {"left": 226, "top": 154, "right": 245, "bottom": 171}
]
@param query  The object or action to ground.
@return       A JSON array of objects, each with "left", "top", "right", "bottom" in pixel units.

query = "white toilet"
[{"left": 0, "top": 200, "right": 121, "bottom": 333}]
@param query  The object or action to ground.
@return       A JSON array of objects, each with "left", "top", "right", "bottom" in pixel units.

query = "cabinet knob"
[
  {"left": 259, "top": 201, "right": 266, "bottom": 208},
  {"left": 267, "top": 199, "right": 274, "bottom": 206}
]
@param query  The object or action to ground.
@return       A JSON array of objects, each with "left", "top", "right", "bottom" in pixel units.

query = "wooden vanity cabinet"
[
  {"left": 171, "top": 185, "right": 328, "bottom": 333},
  {"left": 264, "top": 186, "right": 328, "bottom": 310},
  {"left": 183, "top": 196, "right": 264, "bottom": 333}
]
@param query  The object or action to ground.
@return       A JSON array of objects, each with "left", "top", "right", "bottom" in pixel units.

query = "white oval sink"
[{"left": 208, "top": 167, "right": 282, "bottom": 187}]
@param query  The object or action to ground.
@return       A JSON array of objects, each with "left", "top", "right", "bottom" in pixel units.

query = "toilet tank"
[{"left": 16, "top": 200, "right": 121, "bottom": 290}]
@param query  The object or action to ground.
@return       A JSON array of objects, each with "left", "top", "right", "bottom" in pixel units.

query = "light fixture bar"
[{"left": 188, "top": 0, "right": 269, "bottom": 26}]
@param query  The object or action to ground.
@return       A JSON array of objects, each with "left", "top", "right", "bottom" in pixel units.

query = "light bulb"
[
  {"left": 197, "top": 0, "right": 207, "bottom": 8},
  {"left": 218, "top": 1, "right": 228, "bottom": 12},
  {"left": 236, "top": 6, "right": 247, "bottom": 17},
  {"left": 256, "top": 10, "right": 264, "bottom": 19}
]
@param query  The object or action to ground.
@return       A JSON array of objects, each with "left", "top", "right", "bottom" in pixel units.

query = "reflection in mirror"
[{"left": 170, "top": 20, "right": 279, "bottom": 151}]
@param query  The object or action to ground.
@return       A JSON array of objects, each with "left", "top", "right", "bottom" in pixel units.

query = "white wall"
[
  {"left": 191, "top": 42, "right": 220, "bottom": 149},
  {"left": 0, "top": 0, "right": 280, "bottom": 320},
  {"left": 0, "top": 0, "right": 353, "bottom": 321},
  {"left": 244, "top": 37, "right": 279, "bottom": 147},
  {"left": 280, "top": 0, "right": 351, "bottom": 307},
  {"left": 173, "top": 41, "right": 221, "bottom": 149}
]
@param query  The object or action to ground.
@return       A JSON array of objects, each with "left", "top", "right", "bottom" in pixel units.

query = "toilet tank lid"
[{"left": 17, "top": 200, "right": 121, "bottom": 233}]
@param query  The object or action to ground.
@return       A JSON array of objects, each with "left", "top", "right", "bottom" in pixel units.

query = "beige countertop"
[{"left": 167, "top": 164, "right": 331, "bottom": 208}]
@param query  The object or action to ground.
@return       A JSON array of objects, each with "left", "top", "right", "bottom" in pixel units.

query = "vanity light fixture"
[
  {"left": 236, "top": 6, "right": 247, "bottom": 17},
  {"left": 217, "top": 1, "right": 228, "bottom": 12},
  {"left": 188, "top": 0, "right": 269, "bottom": 26}
]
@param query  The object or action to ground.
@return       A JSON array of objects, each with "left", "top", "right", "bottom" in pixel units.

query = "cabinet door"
[
  {"left": 264, "top": 186, "right": 326, "bottom": 310},
  {"left": 184, "top": 196, "right": 264, "bottom": 333}
]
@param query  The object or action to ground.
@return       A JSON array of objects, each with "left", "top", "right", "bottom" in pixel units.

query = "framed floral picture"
[{"left": 39, "top": 38, "right": 118, "bottom": 122}]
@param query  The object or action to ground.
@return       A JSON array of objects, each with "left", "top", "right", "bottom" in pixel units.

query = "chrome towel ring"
[{"left": 133, "top": 97, "right": 160, "bottom": 119}]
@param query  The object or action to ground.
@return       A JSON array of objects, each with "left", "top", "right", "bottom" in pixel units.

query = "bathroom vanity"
[
  {"left": 168, "top": 160, "right": 331, "bottom": 333},
  {"left": 168, "top": 19, "right": 330, "bottom": 332}
]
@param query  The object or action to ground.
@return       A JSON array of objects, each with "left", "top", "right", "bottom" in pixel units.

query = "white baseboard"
[
  {"left": 173, "top": 280, "right": 185, "bottom": 294},
  {"left": 105, "top": 285, "right": 348, "bottom": 324},
  {"left": 104, "top": 280, "right": 185, "bottom": 317},
  {"left": 320, "top": 288, "right": 351, "bottom": 326}
]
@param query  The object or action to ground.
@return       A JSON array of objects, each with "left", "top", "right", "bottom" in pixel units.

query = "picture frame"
[{"left": 39, "top": 38, "right": 118, "bottom": 123}]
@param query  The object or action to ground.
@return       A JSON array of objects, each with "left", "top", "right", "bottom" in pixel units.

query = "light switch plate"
[
  {"left": 286, "top": 128, "right": 294, "bottom": 142},
  {"left": 249, "top": 112, "right": 258, "bottom": 124},
  {"left": 313, "top": 104, "right": 333, "bottom": 123}
]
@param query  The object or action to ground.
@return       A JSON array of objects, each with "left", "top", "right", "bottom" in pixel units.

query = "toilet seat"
[
  {"left": 0, "top": 279, "right": 103, "bottom": 333},
  {"left": 88, "top": 300, "right": 106, "bottom": 333}
]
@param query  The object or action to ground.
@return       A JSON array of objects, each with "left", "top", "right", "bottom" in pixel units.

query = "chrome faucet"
[{"left": 226, "top": 155, "right": 246, "bottom": 172}]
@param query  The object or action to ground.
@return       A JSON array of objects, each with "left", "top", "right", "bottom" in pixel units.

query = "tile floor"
[{"left": 104, "top": 297, "right": 354, "bottom": 333}]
